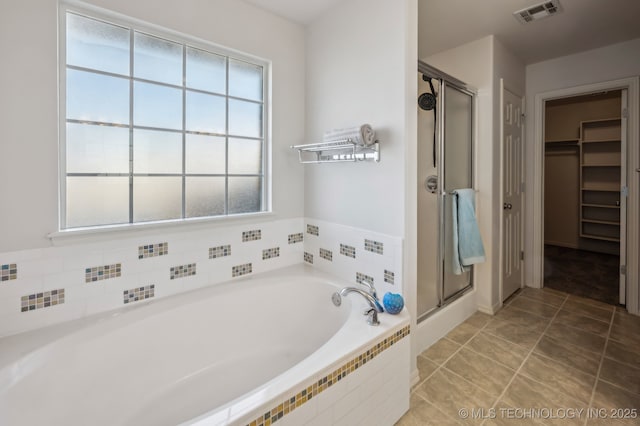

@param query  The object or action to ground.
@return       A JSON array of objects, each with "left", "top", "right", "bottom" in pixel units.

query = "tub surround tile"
[
  {"left": 138, "top": 242, "right": 168, "bottom": 259},
  {"left": 170, "top": 263, "right": 196, "bottom": 280},
  {"left": 304, "top": 252, "right": 313, "bottom": 264},
  {"left": 209, "top": 245, "right": 231, "bottom": 259},
  {"left": 1, "top": 263, "right": 17, "bottom": 281},
  {"left": 85, "top": 264, "right": 121, "bottom": 283},
  {"left": 443, "top": 347, "right": 516, "bottom": 397},
  {"left": 21, "top": 289, "right": 65, "bottom": 312},
  {"left": 384, "top": 269, "right": 395, "bottom": 285},
  {"left": 319, "top": 248, "right": 332, "bottom": 261},
  {"left": 242, "top": 229, "right": 262, "bottom": 242},
  {"left": 288, "top": 233, "right": 304, "bottom": 244},
  {"left": 306, "top": 224, "right": 319, "bottom": 236},
  {"left": 355, "top": 272, "right": 374, "bottom": 286},
  {"left": 232, "top": 263, "right": 252, "bottom": 277},
  {"left": 123, "top": 285, "right": 154, "bottom": 304},
  {"left": 339, "top": 244, "right": 356, "bottom": 258},
  {"left": 364, "top": 239, "right": 384, "bottom": 255},
  {"left": 262, "top": 247, "right": 280, "bottom": 260}
]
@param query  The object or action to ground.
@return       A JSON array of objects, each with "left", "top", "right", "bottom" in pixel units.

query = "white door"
[
  {"left": 502, "top": 84, "right": 524, "bottom": 301},
  {"left": 619, "top": 89, "right": 628, "bottom": 304}
]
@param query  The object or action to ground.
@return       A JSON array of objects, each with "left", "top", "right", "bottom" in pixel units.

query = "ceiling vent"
[{"left": 513, "top": 0, "right": 562, "bottom": 24}]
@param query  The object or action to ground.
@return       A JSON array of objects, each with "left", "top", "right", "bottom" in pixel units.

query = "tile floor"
[{"left": 397, "top": 287, "right": 640, "bottom": 425}]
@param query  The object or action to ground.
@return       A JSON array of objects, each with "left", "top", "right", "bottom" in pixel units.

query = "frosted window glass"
[
  {"left": 186, "top": 47, "right": 226, "bottom": 94},
  {"left": 185, "top": 177, "right": 225, "bottom": 217},
  {"left": 186, "top": 91, "right": 226, "bottom": 134},
  {"left": 185, "top": 135, "right": 225, "bottom": 174},
  {"left": 67, "top": 69, "right": 129, "bottom": 124},
  {"left": 67, "top": 13, "right": 129, "bottom": 76},
  {"left": 134, "top": 81, "right": 182, "bottom": 129},
  {"left": 228, "top": 100, "right": 262, "bottom": 138},
  {"left": 66, "top": 177, "right": 129, "bottom": 227},
  {"left": 133, "top": 177, "right": 182, "bottom": 222},
  {"left": 229, "top": 59, "right": 262, "bottom": 101},
  {"left": 228, "top": 177, "right": 261, "bottom": 214},
  {"left": 133, "top": 130, "right": 182, "bottom": 174},
  {"left": 67, "top": 123, "right": 129, "bottom": 174},
  {"left": 228, "top": 138, "right": 262, "bottom": 175},
  {"left": 134, "top": 32, "right": 183, "bottom": 86}
]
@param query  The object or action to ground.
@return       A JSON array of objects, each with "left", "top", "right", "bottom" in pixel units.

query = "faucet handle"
[{"left": 365, "top": 308, "right": 380, "bottom": 326}]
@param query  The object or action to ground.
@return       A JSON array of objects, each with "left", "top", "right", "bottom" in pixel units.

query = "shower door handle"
[
  {"left": 503, "top": 203, "right": 512, "bottom": 210},
  {"left": 425, "top": 175, "right": 438, "bottom": 194}
]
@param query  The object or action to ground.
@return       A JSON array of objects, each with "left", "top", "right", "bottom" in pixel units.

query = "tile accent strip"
[
  {"left": 306, "top": 224, "right": 319, "bottom": 236},
  {"left": 288, "top": 233, "right": 304, "bottom": 244},
  {"left": 262, "top": 247, "right": 280, "bottom": 260},
  {"left": 138, "top": 242, "right": 168, "bottom": 259},
  {"left": 209, "top": 245, "right": 232, "bottom": 259},
  {"left": 339, "top": 244, "right": 356, "bottom": 258},
  {"left": 356, "top": 272, "right": 375, "bottom": 285},
  {"left": 304, "top": 252, "right": 313, "bottom": 264},
  {"left": 242, "top": 230, "right": 262, "bottom": 242},
  {"left": 170, "top": 263, "right": 196, "bottom": 280},
  {"left": 364, "top": 239, "right": 384, "bottom": 255},
  {"left": 384, "top": 270, "right": 395, "bottom": 285},
  {"left": 124, "top": 285, "right": 155, "bottom": 304},
  {"left": 244, "top": 325, "right": 410, "bottom": 426},
  {"left": 319, "top": 248, "right": 332, "bottom": 262},
  {"left": 232, "top": 263, "right": 252, "bottom": 277},
  {"left": 21, "top": 289, "right": 65, "bottom": 312},
  {"left": 85, "top": 264, "right": 121, "bottom": 283},
  {"left": 1, "top": 263, "right": 17, "bottom": 282}
]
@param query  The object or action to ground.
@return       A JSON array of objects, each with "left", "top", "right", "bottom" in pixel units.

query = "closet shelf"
[
  {"left": 581, "top": 139, "right": 621, "bottom": 144},
  {"left": 579, "top": 233, "right": 620, "bottom": 243},
  {"left": 545, "top": 138, "right": 579, "bottom": 145},
  {"left": 290, "top": 139, "right": 380, "bottom": 164},
  {"left": 581, "top": 218, "right": 620, "bottom": 226},
  {"left": 581, "top": 164, "right": 621, "bottom": 167},
  {"left": 582, "top": 203, "right": 620, "bottom": 209}
]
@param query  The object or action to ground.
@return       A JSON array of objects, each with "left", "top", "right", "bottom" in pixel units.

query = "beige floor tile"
[
  {"left": 519, "top": 352, "right": 596, "bottom": 403},
  {"left": 501, "top": 375, "right": 586, "bottom": 426},
  {"left": 509, "top": 296, "right": 560, "bottom": 318},
  {"left": 520, "top": 287, "right": 567, "bottom": 307},
  {"left": 444, "top": 347, "right": 516, "bottom": 397},
  {"left": 395, "top": 394, "right": 461, "bottom": 426},
  {"left": 605, "top": 339, "right": 640, "bottom": 369},
  {"left": 446, "top": 322, "right": 481, "bottom": 345},
  {"left": 567, "top": 294, "right": 615, "bottom": 311},
  {"left": 562, "top": 299, "right": 613, "bottom": 323},
  {"left": 483, "top": 401, "right": 547, "bottom": 426},
  {"left": 493, "top": 305, "right": 550, "bottom": 327},
  {"left": 484, "top": 318, "right": 546, "bottom": 350},
  {"left": 417, "top": 355, "right": 439, "bottom": 383},
  {"left": 463, "top": 312, "right": 492, "bottom": 329},
  {"left": 610, "top": 312, "right": 640, "bottom": 347},
  {"left": 466, "top": 331, "right": 529, "bottom": 370},
  {"left": 533, "top": 335, "right": 601, "bottom": 376},
  {"left": 416, "top": 368, "right": 496, "bottom": 425},
  {"left": 422, "top": 337, "right": 461, "bottom": 365},
  {"left": 592, "top": 379, "right": 640, "bottom": 410},
  {"left": 545, "top": 322, "right": 606, "bottom": 354},
  {"left": 599, "top": 358, "right": 640, "bottom": 395},
  {"left": 553, "top": 310, "right": 610, "bottom": 337}
]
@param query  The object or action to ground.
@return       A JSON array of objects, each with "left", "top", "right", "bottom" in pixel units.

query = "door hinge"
[
  {"left": 520, "top": 251, "right": 524, "bottom": 261},
  {"left": 622, "top": 108, "right": 628, "bottom": 119},
  {"left": 622, "top": 186, "right": 629, "bottom": 198},
  {"left": 621, "top": 265, "right": 627, "bottom": 275}
]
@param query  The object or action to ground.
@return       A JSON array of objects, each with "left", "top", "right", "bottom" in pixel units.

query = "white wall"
[
  {"left": 0, "top": 0, "right": 306, "bottom": 253},
  {"left": 524, "top": 37, "right": 640, "bottom": 286},
  {"left": 304, "top": 0, "right": 413, "bottom": 239}
]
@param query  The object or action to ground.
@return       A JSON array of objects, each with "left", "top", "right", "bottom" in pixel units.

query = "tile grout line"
[
  {"left": 481, "top": 293, "right": 570, "bottom": 426},
  {"left": 410, "top": 392, "right": 466, "bottom": 426},
  {"left": 583, "top": 306, "right": 616, "bottom": 426}
]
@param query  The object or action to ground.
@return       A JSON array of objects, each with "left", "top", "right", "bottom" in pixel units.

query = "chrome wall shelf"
[{"left": 290, "top": 139, "right": 380, "bottom": 164}]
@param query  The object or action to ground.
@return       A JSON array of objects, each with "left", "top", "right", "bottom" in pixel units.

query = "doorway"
[{"left": 542, "top": 90, "right": 626, "bottom": 306}]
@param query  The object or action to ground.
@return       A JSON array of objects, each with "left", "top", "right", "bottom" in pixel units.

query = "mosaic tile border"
[
  {"left": 356, "top": 272, "right": 375, "bottom": 286},
  {"left": 85, "top": 264, "right": 121, "bottom": 283},
  {"left": 209, "top": 245, "right": 232, "bottom": 259},
  {"left": 384, "top": 269, "right": 395, "bottom": 285},
  {"left": 242, "top": 230, "right": 262, "bottom": 242},
  {"left": 170, "top": 263, "right": 196, "bottom": 280},
  {"left": 138, "top": 242, "right": 168, "bottom": 259},
  {"left": 262, "top": 247, "right": 280, "bottom": 260},
  {"left": 1, "top": 263, "right": 17, "bottom": 282},
  {"left": 21, "top": 289, "right": 65, "bottom": 312},
  {"left": 364, "top": 239, "right": 384, "bottom": 255},
  {"left": 319, "top": 248, "right": 332, "bottom": 262},
  {"left": 244, "top": 325, "right": 410, "bottom": 426},
  {"left": 232, "top": 263, "right": 253, "bottom": 277},
  {"left": 123, "top": 285, "right": 155, "bottom": 304},
  {"left": 288, "top": 233, "right": 304, "bottom": 244},
  {"left": 306, "top": 224, "right": 319, "bottom": 236},
  {"left": 304, "top": 252, "right": 313, "bottom": 264},
  {"left": 339, "top": 244, "right": 356, "bottom": 259}
]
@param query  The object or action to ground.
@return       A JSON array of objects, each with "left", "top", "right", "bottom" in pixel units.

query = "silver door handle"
[{"left": 503, "top": 203, "right": 512, "bottom": 210}]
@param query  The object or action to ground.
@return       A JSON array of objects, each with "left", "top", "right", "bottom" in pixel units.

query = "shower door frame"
[{"left": 417, "top": 61, "right": 477, "bottom": 322}]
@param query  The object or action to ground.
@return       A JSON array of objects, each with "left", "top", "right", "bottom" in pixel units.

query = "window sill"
[{"left": 48, "top": 211, "right": 276, "bottom": 246}]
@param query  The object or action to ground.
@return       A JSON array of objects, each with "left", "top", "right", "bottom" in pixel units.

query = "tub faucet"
[{"left": 334, "top": 287, "right": 384, "bottom": 326}]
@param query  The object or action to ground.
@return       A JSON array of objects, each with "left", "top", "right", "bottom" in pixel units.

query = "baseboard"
[{"left": 477, "top": 301, "right": 501, "bottom": 315}]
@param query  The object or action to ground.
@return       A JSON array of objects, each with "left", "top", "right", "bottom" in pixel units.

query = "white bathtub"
[{"left": 0, "top": 265, "right": 410, "bottom": 426}]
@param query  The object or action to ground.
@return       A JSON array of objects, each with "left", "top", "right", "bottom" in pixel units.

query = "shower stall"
[{"left": 417, "top": 61, "right": 476, "bottom": 322}]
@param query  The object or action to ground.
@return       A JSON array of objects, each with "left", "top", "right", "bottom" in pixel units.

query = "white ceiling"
[{"left": 243, "top": 0, "right": 640, "bottom": 65}]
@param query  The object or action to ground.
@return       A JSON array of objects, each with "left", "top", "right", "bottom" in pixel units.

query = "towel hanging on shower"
[
  {"left": 323, "top": 124, "right": 377, "bottom": 147},
  {"left": 451, "top": 188, "right": 486, "bottom": 275}
]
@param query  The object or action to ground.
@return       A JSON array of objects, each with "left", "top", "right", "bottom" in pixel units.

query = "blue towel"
[{"left": 452, "top": 189, "right": 486, "bottom": 275}]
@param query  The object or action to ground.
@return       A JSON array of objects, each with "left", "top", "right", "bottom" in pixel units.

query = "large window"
[{"left": 62, "top": 10, "right": 267, "bottom": 229}]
